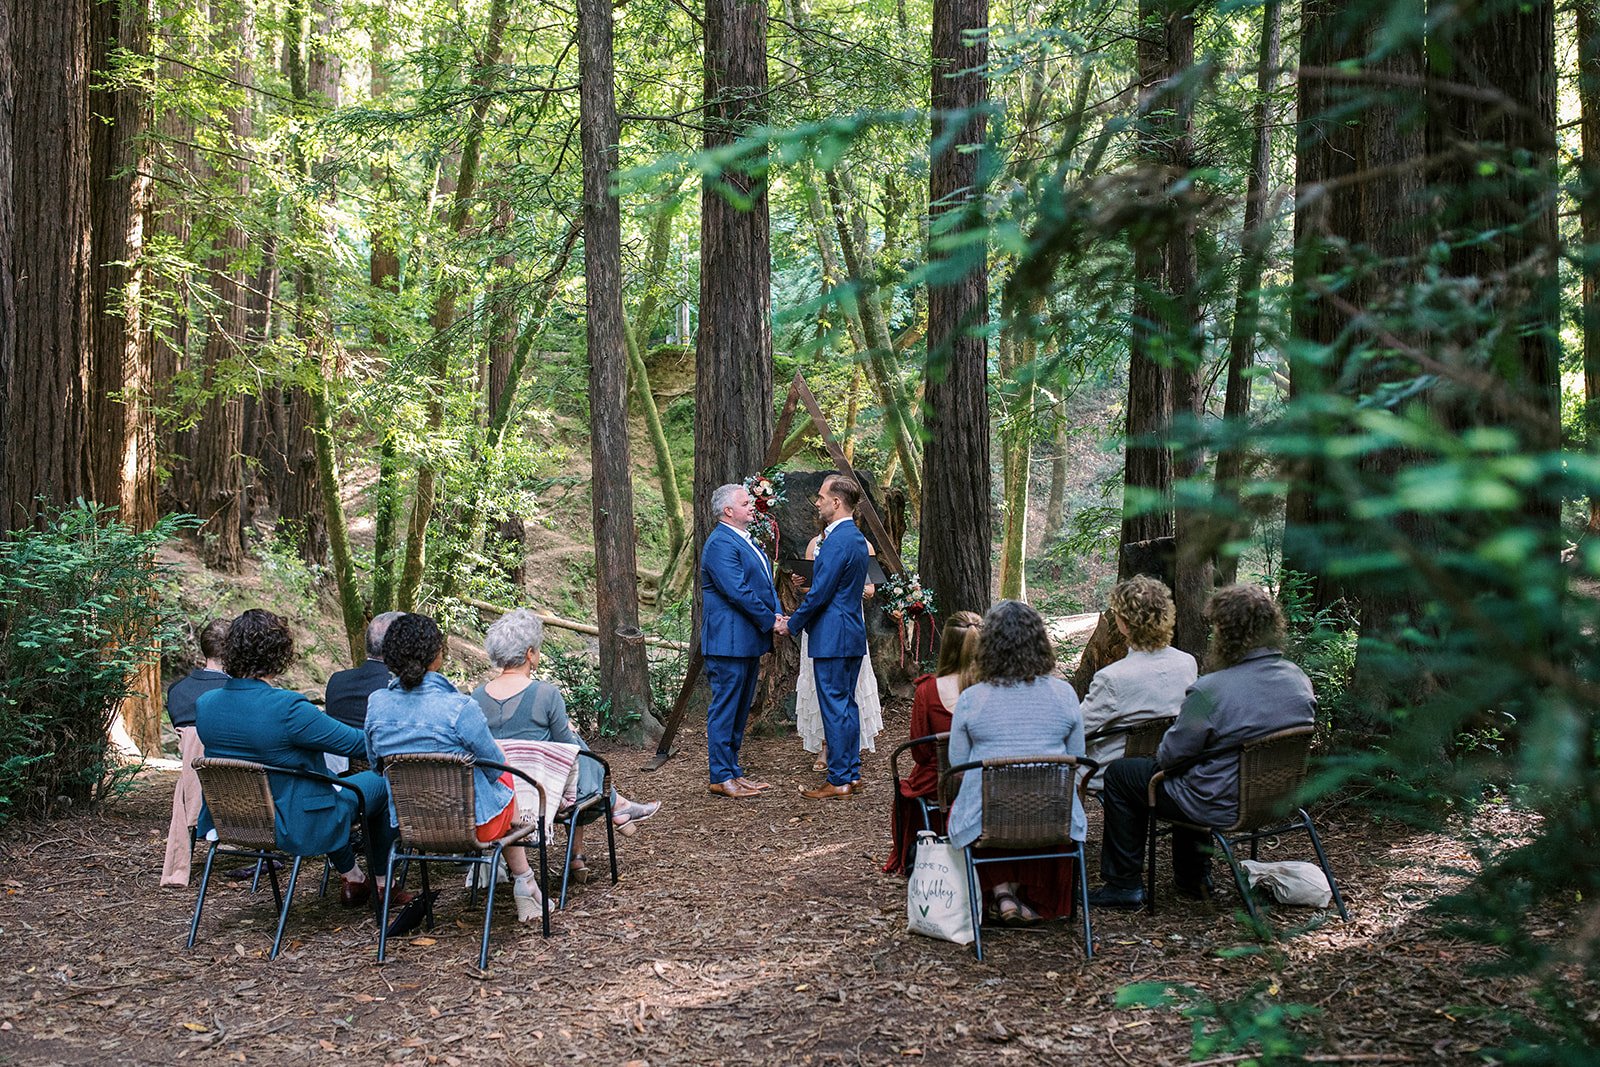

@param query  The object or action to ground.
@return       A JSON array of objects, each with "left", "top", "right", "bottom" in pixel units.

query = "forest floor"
[{"left": 3, "top": 699, "right": 1584, "bottom": 1066}]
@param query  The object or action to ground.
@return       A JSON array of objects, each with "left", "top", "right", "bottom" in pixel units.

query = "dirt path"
[{"left": 0, "top": 701, "right": 1567, "bottom": 1065}]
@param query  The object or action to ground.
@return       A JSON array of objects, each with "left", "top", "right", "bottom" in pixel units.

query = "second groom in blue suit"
[
  {"left": 779, "top": 475, "right": 870, "bottom": 798},
  {"left": 700, "top": 483, "right": 781, "bottom": 799}
]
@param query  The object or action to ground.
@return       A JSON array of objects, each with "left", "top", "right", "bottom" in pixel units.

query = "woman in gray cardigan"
[
  {"left": 472, "top": 610, "right": 661, "bottom": 880},
  {"left": 946, "top": 600, "right": 1086, "bottom": 925}
]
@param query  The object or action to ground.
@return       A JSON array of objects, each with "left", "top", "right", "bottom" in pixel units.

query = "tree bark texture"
[
  {"left": 1584, "top": 2, "right": 1600, "bottom": 533},
  {"left": 580, "top": 0, "right": 655, "bottom": 738},
  {"left": 8, "top": 0, "right": 92, "bottom": 528},
  {"left": 0, "top": 0, "right": 11, "bottom": 520},
  {"left": 368, "top": 25, "right": 402, "bottom": 613},
  {"left": 695, "top": 0, "right": 775, "bottom": 630},
  {"left": 1213, "top": 0, "right": 1281, "bottom": 585},
  {"left": 192, "top": 0, "right": 254, "bottom": 571},
  {"left": 923, "top": 0, "right": 993, "bottom": 618},
  {"left": 997, "top": 299, "right": 1042, "bottom": 601}
]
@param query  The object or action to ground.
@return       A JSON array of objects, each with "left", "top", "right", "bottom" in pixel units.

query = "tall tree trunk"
[
  {"left": 396, "top": 0, "right": 511, "bottom": 610},
  {"left": 148, "top": 31, "right": 196, "bottom": 514},
  {"left": 7, "top": 0, "right": 92, "bottom": 528},
  {"left": 1043, "top": 401, "right": 1068, "bottom": 543},
  {"left": 1580, "top": 1, "right": 1600, "bottom": 533},
  {"left": 0, "top": 0, "right": 11, "bottom": 519},
  {"left": 923, "top": 0, "right": 992, "bottom": 617},
  {"left": 89, "top": 0, "right": 161, "bottom": 753},
  {"left": 997, "top": 299, "right": 1042, "bottom": 600},
  {"left": 368, "top": 24, "right": 402, "bottom": 613},
  {"left": 696, "top": 0, "right": 775, "bottom": 630},
  {"left": 192, "top": 0, "right": 253, "bottom": 571},
  {"left": 1214, "top": 0, "right": 1281, "bottom": 585},
  {"left": 580, "top": 0, "right": 655, "bottom": 738}
]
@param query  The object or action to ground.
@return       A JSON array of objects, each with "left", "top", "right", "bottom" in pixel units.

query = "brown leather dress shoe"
[
  {"left": 339, "top": 877, "right": 372, "bottom": 908},
  {"left": 708, "top": 780, "right": 759, "bottom": 799},
  {"left": 735, "top": 777, "right": 771, "bottom": 791},
  {"left": 799, "top": 782, "right": 858, "bottom": 800}
]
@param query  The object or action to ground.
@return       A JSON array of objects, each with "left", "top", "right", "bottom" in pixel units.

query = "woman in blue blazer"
[{"left": 194, "top": 609, "right": 404, "bottom": 914}]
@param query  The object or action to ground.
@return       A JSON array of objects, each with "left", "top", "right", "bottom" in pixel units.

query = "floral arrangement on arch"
[
  {"left": 742, "top": 468, "right": 786, "bottom": 552},
  {"left": 880, "top": 570, "right": 937, "bottom": 661}
]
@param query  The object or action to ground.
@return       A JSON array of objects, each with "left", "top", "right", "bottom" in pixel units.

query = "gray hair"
[
  {"left": 484, "top": 608, "right": 545, "bottom": 668},
  {"left": 367, "top": 610, "right": 406, "bottom": 659},
  {"left": 710, "top": 483, "right": 745, "bottom": 519}
]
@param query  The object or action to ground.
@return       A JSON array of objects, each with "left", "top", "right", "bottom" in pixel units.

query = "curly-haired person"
[
  {"left": 193, "top": 609, "right": 408, "bottom": 916},
  {"left": 1088, "top": 584, "right": 1316, "bottom": 910},
  {"left": 1078, "top": 577, "right": 1197, "bottom": 789}
]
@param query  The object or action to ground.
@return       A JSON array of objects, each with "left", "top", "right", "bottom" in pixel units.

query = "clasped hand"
[{"left": 773, "top": 613, "right": 791, "bottom": 637}]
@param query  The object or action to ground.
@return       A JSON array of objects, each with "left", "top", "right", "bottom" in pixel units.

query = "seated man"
[
  {"left": 323, "top": 611, "right": 404, "bottom": 729},
  {"left": 161, "top": 618, "right": 231, "bottom": 888},
  {"left": 1088, "top": 584, "right": 1316, "bottom": 909}
]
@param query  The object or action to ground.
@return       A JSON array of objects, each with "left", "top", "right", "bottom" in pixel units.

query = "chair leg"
[
  {"left": 1145, "top": 816, "right": 1159, "bottom": 915},
  {"left": 558, "top": 819, "right": 578, "bottom": 911},
  {"left": 537, "top": 827, "right": 551, "bottom": 938},
  {"left": 420, "top": 860, "right": 434, "bottom": 931},
  {"left": 377, "top": 846, "right": 399, "bottom": 964},
  {"left": 1076, "top": 847, "right": 1094, "bottom": 960},
  {"left": 264, "top": 854, "right": 284, "bottom": 915},
  {"left": 1300, "top": 809, "right": 1349, "bottom": 920},
  {"left": 269, "top": 856, "right": 302, "bottom": 960},
  {"left": 1213, "top": 832, "right": 1262, "bottom": 928},
  {"left": 318, "top": 857, "right": 331, "bottom": 899},
  {"left": 187, "top": 844, "right": 219, "bottom": 949},
  {"left": 964, "top": 847, "right": 984, "bottom": 962},
  {"left": 479, "top": 847, "right": 502, "bottom": 971},
  {"left": 603, "top": 797, "right": 620, "bottom": 886}
]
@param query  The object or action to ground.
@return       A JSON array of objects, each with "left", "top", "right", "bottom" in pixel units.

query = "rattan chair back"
[
  {"left": 194, "top": 758, "right": 279, "bottom": 851},
  {"left": 383, "top": 752, "right": 483, "bottom": 853},
  {"left": 1122, "top": 716, "right": 1176, "bottom": 759},
  {"left": 976, "top": 756, "right": 1087, "bottom": 850},
  {"left": 1231, "top": 726, "right": 1314, "bottom": 833}
]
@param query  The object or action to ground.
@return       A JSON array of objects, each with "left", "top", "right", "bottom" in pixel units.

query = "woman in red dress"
[{"left": 884, "top": 610, "right": 983, "bottom": 875}]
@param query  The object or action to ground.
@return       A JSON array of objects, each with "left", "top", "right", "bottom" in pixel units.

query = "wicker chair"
[
  {"left": 378, "top": 752, "right": 549, "bottom": 969},
  {"left": 549, "top": 750, "right": 621, "bottom": 910},
  {"left": 888, "top": 731, "right": 952, "bottom": 832},
  {"left": 940, "top": 755, "right": 1099, "bottom": 962},
  {"left": 1145, "top": 725, "right": 1348, "bottom": 924},
  {"left": 187, "top": 757, "right": 363, "bottom": 960}
]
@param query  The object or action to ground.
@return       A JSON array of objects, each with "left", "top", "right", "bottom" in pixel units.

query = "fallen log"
[{"left": 464, "top": 597, "right": 691, "bottom": 651}]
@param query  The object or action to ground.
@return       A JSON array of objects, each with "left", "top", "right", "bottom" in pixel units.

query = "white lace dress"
[{"left": 795, "top": 631, "right": 883, "bottom": 753}]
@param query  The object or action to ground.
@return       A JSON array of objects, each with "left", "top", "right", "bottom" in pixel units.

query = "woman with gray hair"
[{"left": 471, "top": 609, "right": 661, "bottom": 881}]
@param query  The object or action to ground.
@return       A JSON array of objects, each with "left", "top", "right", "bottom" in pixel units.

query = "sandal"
[
  {"left": 993, "top": 889, "right": 1042, "bottom": 927},
  {"left": 612, "top": 800, "right": 662, "bottom": 837},
  {"left": 564, "top": 853, "right": 593, "bottom": 885}
]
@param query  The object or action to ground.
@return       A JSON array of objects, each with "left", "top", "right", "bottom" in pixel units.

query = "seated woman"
[
  {"left": 363, "top": 613, "right": 544, "bottom": 922},
  {"left": 472, "top": 609, "right": 660, "bottom": 882},
  {"left": 1080, "top": 576, "right": 1197, "bottom": 789},
  {"left": 193, "top": 609, "right": 405, "bottom": 914},
  {"left": 945, "top": 600, "right": 1086, "bottom": 926},
  {"left": 883, "top": 610, "right": 982, "bottom": 876}
]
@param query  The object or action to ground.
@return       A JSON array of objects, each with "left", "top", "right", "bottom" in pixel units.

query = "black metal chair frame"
[
  {"left": 888, "top": 731, "right": 952, "bottom": 832},
  {"left": 941, "top": 754, "right": 1099, "bottom": 963},
  {"left": 1144, "top": 726, "right": 1349, "bottom": 925},
  {"left": 187, "top": 758, "right": 365, "bottom": 961},
  {"left": 377, "top": 755, "right": 551, "bottom": 970},
  {"left": 547, "top": 749, "right": 621, "bottom": 910}
]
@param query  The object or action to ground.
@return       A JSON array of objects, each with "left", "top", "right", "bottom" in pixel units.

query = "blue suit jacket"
[
  {"left": 787, "top": 518, "right": 869, "bottom": 658},
  {"left": 195, "top": 678, "right": 367, "bottom": 857},
  {"left": 700, "top": 523, "right": 780, "bottom": 657}
]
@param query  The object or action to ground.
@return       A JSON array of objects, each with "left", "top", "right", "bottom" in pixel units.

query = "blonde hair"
[
  {"left": 1109, "top": 575, "right": 1176, "bottom": 651},
  {"left": 934, "top": 610, "right": 983, "bottom": 692}
]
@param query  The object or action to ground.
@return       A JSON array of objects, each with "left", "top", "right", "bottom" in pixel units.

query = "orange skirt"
[{"left": 475, "top": 771, "right": 518, "bottom": 843}]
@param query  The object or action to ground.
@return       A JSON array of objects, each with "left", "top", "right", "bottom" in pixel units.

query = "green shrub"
[{"left": 0, "top": 503, "right": 190, "bottom": 823}]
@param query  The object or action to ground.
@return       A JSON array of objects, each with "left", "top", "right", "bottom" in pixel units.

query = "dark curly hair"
[
  {"left": 221, "top": 609, "right": 294, "bottom": 679},
  {"left": 1205, "top": 584, "right": 1285, "bottom": 669},
  {"left": 384, "top": 613, "right": 445, "bottom": 690},
  {"left": 976, "top": 600, "right": 1056, "bottom": 686}
]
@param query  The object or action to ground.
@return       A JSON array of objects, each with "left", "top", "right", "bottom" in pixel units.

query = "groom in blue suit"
[
  {"left": 700, "top": 483, "right": 781, "bottom": 799},
  {"left": 779, "top": 475, "right": 870, "bottom": 798}
]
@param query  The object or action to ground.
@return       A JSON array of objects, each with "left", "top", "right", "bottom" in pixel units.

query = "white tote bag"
[
  {"left": 1239, "top": 859, "right": 1333, "bottom": 908},
  {"left": 907, "top": 831, "right": 975, "bottom": 945}
]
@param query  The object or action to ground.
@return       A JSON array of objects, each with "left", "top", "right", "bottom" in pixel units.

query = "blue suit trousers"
[
  {"left": 705, "top": 655, "right": 760, "bottom": 783},
  {"left": 811, "top": 656, "right": 862, "bottom": 786}
]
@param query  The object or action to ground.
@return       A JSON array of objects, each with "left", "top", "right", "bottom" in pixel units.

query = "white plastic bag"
[
  {"left": 1239, "top": 859, "right": 1333, "bottom": 908},
  {"left": 907, "top": 832, "right": 975, "bottom": 944}
]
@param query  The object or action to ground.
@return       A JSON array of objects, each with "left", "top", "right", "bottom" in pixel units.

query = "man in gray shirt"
[{"left": 1089, "top": 584, "right": 1316, "bottom": 909}]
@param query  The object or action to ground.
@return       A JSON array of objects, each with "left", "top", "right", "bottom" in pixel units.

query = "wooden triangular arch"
[{"left": 645, "top": 371, "right": 905, "bottom": 768}]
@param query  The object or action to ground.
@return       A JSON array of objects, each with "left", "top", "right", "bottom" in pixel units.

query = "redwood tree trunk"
[
  {"left": 922, "top": 0, "right": 992, "bottom": 618},
  {"left": 695, "top": 0, "right": 775, "bottom": 630},
  {"left": 0, "top": 3, "right": 16, "bottom": 521},
  {"left": 1580, "top": 1, "right": 1600, "bottom": 532},
  {"left": 8, "top": 0, "right": 92, "bottom": 528},
  {"left": 580, "top": 0, "right": 655, "bottom": 737}
]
